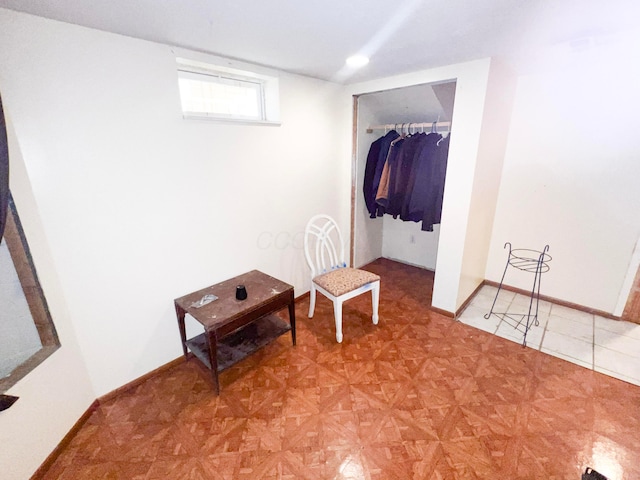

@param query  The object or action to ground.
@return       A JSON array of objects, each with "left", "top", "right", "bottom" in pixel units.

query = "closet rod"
[{"left": 366, "top": 121, "right": 451, "bottom": 134}]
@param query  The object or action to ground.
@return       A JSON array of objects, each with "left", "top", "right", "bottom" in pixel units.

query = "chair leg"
[
  {"left": 308, "top": 284, "right": 316, "bottom": 318},
  {"left": 371, "top": 282, "right": 380, "bottom": 325},
  {"left": 333, "top": 300, "right": 343, "bottom": 343}
]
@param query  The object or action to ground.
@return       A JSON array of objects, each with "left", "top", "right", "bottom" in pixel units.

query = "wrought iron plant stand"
[{"left": 484, "top": 242, "right": 551, "bottom": 347}]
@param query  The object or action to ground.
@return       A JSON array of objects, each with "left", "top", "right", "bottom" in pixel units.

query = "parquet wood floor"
[{"left": 41, "top": 259, "right": 640, "bottom": 479}]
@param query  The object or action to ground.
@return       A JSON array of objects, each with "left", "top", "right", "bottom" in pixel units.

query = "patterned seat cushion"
[{"left": 313, "top": 268, "right": 380, "bottom": 297}]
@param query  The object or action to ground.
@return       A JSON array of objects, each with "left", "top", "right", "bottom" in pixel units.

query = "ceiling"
[
  {"left": 0, "top": 0, "right": 638, "bottom": 83},
  {"left": 361, "top": 82, "right": 456, "bottom": 127}
]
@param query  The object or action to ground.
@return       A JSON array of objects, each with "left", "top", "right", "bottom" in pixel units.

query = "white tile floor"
[{"left": 458, "top": 285, "right": 640, "bottom": 386}]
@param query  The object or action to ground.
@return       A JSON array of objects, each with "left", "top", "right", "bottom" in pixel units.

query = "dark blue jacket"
[{"left": 363, "top": 130, "right": 399, "bottom": 218}]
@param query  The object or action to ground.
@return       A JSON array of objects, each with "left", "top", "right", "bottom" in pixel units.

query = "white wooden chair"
[{"left": 304, "top": 214, "right": 380, "bottom": 343}]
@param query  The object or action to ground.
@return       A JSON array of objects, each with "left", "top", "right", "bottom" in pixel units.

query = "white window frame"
[{"left": 176, "top": 57, "right": 280, "bottom": 126}]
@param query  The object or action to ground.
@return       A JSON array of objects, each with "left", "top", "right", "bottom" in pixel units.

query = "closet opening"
[{"left": 351, "top": 80, "right": 457, "bottom": 306}]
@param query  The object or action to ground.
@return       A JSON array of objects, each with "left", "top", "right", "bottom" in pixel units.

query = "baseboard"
[
  {"left": 380, "top": 256, "right": 435, "bottom": 272},
  {"left": 295, "top": 291, "right": 310, "bottom": 303},
  {"left": 433, "top": 279, "right": 622, "bottom": 323},
  {"left": 430, "top": 306, "right": 454, "bottom": 318},
  {"left": 29, "top": 400, "right": 100, "bottom": 480},
  {"left": 31, "top": 356, "right": 187, "bottom": 479},
  {"left": 454, "top": 281, "right": 486, "bottom": 318},
  {"left": 482, "top": 280, "right": 622, "bottom": 321},
  {"left": 98, "top": 356, "right": 186, "bottom": 404}
]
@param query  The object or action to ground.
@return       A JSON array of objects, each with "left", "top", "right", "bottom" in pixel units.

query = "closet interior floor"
[{"left": 40, "top": 258, "right": 640, "bottom": 479}]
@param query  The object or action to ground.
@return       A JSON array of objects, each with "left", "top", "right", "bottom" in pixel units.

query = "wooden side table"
[{"left": 174, "top": 270, "right": 296, "bottom": 394}]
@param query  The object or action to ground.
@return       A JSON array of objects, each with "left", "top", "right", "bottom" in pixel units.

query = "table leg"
[
  {"left": 288, "top": 296, "right": 296, "bottom": 346},
  {"left": 207, "top": 329, "right": 220, "bottom": 395},
  {"left": 174, "top": 304, "right": 188, "bottom": 358}
]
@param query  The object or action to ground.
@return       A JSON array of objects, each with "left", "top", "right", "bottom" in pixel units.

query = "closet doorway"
[{"left": 351, "top": 80, "right": 456, "bottom": 304}]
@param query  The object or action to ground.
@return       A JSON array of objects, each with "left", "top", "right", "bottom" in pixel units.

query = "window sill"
[
  {"left": 181, "top": 114, "right": 282, "bottom": 127},
  {"left": 0, "top": 344, "right": 60, "bottom": 393}
]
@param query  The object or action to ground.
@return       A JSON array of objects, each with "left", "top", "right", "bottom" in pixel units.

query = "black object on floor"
[
  {"left": 582, "top": 467, "right": 608, "bottom": 480},
  {"left": 0, "top": 394, "right": 19, "bottom": 411}
]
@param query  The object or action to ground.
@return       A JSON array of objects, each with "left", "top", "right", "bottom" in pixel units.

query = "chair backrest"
[{"left": 304, "top": 214, "right": 347, "bottom": 278}]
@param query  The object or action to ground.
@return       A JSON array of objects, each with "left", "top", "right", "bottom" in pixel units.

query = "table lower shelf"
[{"left": 185, "top": 314, "right": 292, "bottom": 372}]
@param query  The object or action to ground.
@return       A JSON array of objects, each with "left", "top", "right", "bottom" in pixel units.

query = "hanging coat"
[
  {"left": 403, "top": 132, "right": 442, "bottom": 223},
  {"left": 387, "top": 133, "right": 427, "bottom": 218},
  {"left": 421, "top": 135, "right": 451, "bottom": 231},
  {"left": 375, "top": 136, "right": 404, "bottom": 215},
  {"left": 363, "top": 130, "right": 399, "bottom": 218}
]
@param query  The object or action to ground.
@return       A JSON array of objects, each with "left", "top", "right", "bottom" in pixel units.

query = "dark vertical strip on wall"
[
  {"left": 0, "top": 93, "right": 9, "bottom": 242},
  {"left": 0, "top": 92, "right": 19, "bottom": 407}
]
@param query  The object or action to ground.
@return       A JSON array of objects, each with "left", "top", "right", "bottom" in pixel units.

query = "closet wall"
[
  {"left": 354, "top": 83, "right": 455, "bottom": 271},
  {"left": 347, "top": 58, "right": 511, "bottom": 314}
]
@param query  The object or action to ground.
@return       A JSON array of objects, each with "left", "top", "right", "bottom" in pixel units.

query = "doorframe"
[
  {"left": 349, "top": 94, "right": 359, "bottom": 268},
  {"left": 615, "top": 235, "right": 640, "bottom": 323},
  {"left": 621, "top": 266, "right": 640, "bottom": 324}
]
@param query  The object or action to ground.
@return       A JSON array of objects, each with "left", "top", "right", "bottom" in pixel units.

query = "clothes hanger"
[{"left": 390, "top": 124, "right": 402, "bottom": 144}]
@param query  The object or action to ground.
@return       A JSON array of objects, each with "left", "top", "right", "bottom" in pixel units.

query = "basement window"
[{"left": 177, "top": 58, "right": 280, "bottom": 125}]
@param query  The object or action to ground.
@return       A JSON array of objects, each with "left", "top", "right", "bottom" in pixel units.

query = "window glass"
[
  {"left": 0, "top": 195, "right": 60, "bottom": 393},
  {"left": 178, "top": 67, "right": 266, "bottom": 121}
]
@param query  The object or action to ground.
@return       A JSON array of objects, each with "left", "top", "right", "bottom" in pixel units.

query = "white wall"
[
  {"left": 346, "top": 58, "right": 493, "bottom": 313},
  {"left": 0, "top": 8, "right": 346, "bottom": 478},
  {"left": 0, "top": 115, "right": 95, "bottom": 480},
  {"left": 382, "top": 218, "right": 440, "bottom": 270},
  {"left": 456, "top": 59, "right": 517, "bottom": 307},
  {"left": 487, "top": 30, "right": 640, "bottom": 313}
]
